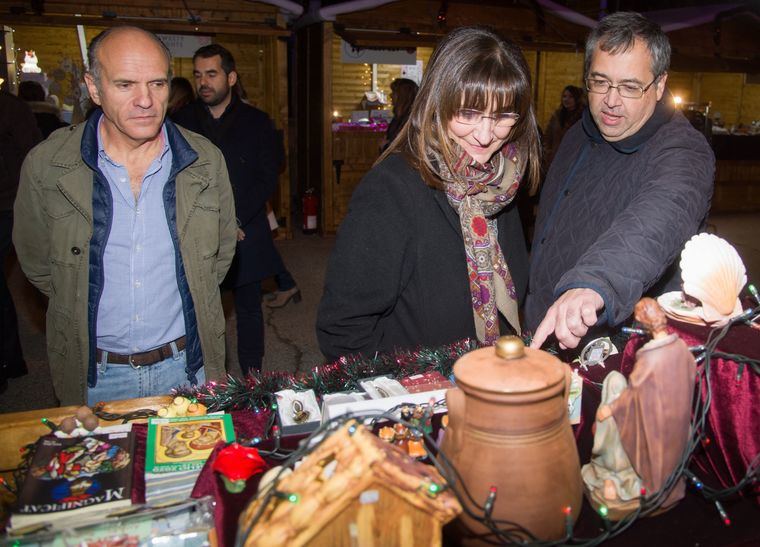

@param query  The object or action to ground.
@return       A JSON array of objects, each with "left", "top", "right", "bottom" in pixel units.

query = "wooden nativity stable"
[{"left": 239, "top": 421, "right": 462, "bottom": 546}]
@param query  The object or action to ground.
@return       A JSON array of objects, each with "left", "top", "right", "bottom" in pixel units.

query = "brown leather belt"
[{"left": 96, "top": 336, "right": 186, "bottom": 367}]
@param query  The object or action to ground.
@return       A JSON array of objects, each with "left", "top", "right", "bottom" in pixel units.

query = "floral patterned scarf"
[{"left": 437, "top": 142, "right": 524, "bottom": 343}]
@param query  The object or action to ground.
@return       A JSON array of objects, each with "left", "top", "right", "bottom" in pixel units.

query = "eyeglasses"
[
  {"left": 585, "top": 76, "right": 661, "bottom": 99},
  {"left": 454, "top": 108, "right": 520, "bottom": 129}
]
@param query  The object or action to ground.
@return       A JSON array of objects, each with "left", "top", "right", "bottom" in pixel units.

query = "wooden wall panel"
[
  {"left": 325, "top": 130, "right": 386, "bottom": 234},
  {"left": 739, "top": 79, "right": 760, "bottom": 128},
  {"left": 666, "top": 71, "right": 697, "bottom": 104},
  {"left": 700, "top": 73, "right": 745, "bottom": 126}
]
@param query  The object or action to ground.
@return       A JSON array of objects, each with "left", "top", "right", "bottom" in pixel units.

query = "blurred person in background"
[
  {"left": 381, "top": 78, "right": 419, "bottom": 152},
  {"left": 0, "top": 91, "right": 40, "bottom": 391},
  {"left": 174, "top": 44, "right": 299, "bottom": 374},
  {"left": 168, "top": 76, "right": 195, "bottom": 119},
  {"left": 542, "top": 85, "right": 585, "bottom": 169},
  {"left": 18, "top": 80, "right": 68, "bottom": 138}
]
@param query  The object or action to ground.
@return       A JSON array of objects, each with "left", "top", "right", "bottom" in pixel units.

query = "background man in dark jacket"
[
  {"left": 174, "top": 44, "right": 294, "bottom": 374},
  {"left": 0, "top": 91, "right": 40, "bottom": 390},
  {"left": 527, "top": 12, "right": 714, "bottom": 350}
]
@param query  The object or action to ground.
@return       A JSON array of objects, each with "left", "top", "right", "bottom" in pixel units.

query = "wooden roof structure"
[
  {"left": 0, "top": 0, "right": 289, "bottom": 38},
  {"left": 1, "top": 1, "right": 757, "bottom": 71},
  {"left": 239, "top": 422, "right": 462, "bottom": 545},
  {"left": 326, "top": 1, "right": 760, "bottom": 73}
]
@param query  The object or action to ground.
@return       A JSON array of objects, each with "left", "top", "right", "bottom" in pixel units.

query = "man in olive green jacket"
[{"left": 13, "top": 26, "right": 237, "bottom": 406}]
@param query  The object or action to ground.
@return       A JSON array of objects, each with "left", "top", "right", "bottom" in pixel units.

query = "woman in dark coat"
[
  {"left": 542, "top": 85, "right": 584, "bottom": 169},
  {"left": 167, "top": 76, "right": 195, "bottom": 119},
  {"left": 317, "top": 26, "right": 541, "bottom": 361},
  {"left": 381, "top": 78, "right": 418, "bottom": 152}
]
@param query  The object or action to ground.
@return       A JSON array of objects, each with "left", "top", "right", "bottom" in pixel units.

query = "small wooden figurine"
[{"left": 583, "top": 297, "right": 696, "bottom": 518}]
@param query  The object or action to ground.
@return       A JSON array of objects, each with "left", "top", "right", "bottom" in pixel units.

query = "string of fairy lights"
[
  {"left": 235, "top": 291, "right": 760, "bottom": 545},
  {"left": 7, "top": 292, "right": 759, "bottom": 544}
]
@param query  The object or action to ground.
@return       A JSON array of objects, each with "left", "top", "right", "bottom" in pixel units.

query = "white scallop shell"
[{"left": 680, "top": 233, "right": 746, "bottom": 323}]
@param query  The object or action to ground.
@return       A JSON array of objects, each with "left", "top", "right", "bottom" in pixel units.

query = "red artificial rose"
[{"left": 212, "top": 443, "right": 267, "bottom": 481}]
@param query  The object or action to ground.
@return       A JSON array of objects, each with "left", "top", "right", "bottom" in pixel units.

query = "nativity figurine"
[{"left": 583, "top": 297, "right": 696, "bottom": 518}]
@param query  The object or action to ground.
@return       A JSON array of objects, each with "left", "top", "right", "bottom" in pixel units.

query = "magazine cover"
[
  {"left": 12, "top": 430, "right": 135, "bottom": 528},
  {"left": 145, "top": 413, "right": 235, "bottom": 474}
]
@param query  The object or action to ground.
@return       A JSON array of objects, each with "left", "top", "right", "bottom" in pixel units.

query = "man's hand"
[
  {"left": 236, "top": 228, "right": 246, "bottom": 241},
  {"left": 530, "top": 288, "right": 604, "bottom": 350}
]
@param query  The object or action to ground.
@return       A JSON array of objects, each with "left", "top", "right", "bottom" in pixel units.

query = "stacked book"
[
  {"left": 10, "top": 425, "right": 135, "bottom": 532},
  {"left": 144, "top": 413, "right": 235, "bottom": 505}
]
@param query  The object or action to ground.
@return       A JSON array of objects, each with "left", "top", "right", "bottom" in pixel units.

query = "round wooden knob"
[{"left": 494, "top": 335, "right": 525, "bottom": 360}]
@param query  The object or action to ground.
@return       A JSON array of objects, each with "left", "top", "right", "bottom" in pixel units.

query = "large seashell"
[{"left": 680, "top": 233, "right": 746, "bottom": 323}]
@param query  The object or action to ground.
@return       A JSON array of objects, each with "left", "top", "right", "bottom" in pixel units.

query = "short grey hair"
[
  {"left": 584, "top": 12, "right": 671, "bottom": 79},
  {"left": 87, "top": 26, "right": 172, "bottom": 89}
]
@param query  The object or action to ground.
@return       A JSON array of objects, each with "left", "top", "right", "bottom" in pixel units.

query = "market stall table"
[{"left": 1, "top": 320, "right": 758, "bottom": 546}]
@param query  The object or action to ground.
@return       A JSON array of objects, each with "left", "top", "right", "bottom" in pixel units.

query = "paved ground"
[{"left": 2, "top": 212, "right": 759, "bottom": 414}]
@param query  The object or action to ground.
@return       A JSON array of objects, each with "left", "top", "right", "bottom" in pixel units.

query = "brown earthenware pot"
[{"left": 442, "top": 336, "right": 582, "bottom": 542}]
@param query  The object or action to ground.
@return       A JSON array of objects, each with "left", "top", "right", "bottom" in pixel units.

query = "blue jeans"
[{"left": 87, "top": 344, "right": 204, "bottom": 405}]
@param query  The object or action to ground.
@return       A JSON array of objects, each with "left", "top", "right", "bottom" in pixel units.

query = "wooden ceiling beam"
[
  {"left": 0, "top": 13, "right": 290, "bottom": 36},
  {"left": 0, "top": 0, "right": 277, "bottom": 14},
  {"left": 0, "top": 0, "right": 285, "bottom": 27},
  {"left": 335, "top": 27, "right": 582, "bottom": 52}
]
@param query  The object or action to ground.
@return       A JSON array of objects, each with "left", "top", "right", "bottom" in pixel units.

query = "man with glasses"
[{"left": 527, "top": 12, "right": 714, "bottom": 350}]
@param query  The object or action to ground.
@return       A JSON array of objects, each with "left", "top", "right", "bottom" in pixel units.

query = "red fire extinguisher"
[{"left": 302, "top": 188, "right": 319, "bottom": 234}]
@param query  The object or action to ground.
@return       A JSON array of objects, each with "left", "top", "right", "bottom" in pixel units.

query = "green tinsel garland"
[{"left": 176, "top": 338, "right": 482, "bottom": 412}]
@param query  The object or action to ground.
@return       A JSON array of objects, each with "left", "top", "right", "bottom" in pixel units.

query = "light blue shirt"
[{"left": 95, "top": 122, "right": 185, "bottom": 353}]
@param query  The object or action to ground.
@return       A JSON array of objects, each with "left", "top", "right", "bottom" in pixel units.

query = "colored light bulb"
[{"left": 748, "top": 284, "right": 760, "bottom": 304}]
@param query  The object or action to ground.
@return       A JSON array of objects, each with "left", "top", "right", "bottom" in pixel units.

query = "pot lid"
[{"left": 453, "top": 336, "right": 566, "bottom": 393}]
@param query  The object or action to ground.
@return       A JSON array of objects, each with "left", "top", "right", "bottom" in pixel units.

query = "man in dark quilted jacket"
[{"left": 527, "top": 12, "right": 714, "bottom": 350}]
